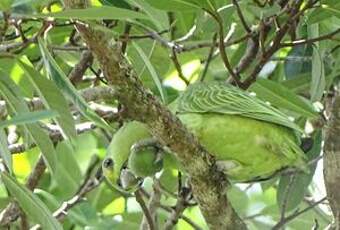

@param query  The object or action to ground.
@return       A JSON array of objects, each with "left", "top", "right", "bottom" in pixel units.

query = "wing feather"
[{"left": 177, "top": 82, "right": 303, "bottom": 132}]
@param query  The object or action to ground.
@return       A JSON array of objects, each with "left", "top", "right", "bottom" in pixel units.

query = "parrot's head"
[{"left": 102, "top": 157, "right": 143, "bottom": 193}]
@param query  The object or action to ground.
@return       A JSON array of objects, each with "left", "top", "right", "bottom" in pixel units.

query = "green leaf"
[
  {"left": 35, "top": 189, "right": 91, "bottom": 226},
  {"left": 131, "top": 41, "right": 166, "bottom": 103},
  {"left": 310, "top": 46, "right": 325, "bottom": 102},
  {"left": 54, "top": 141, "right": 82, "bottom": 198},
  {"left": 284, "top": 44, "right": 312, "bottom": 80},
  {"left": 0, "top": 74, "right": 58, "bottom": 174},
  {"left": 0, "top": 128, "right": 12, "bottom": 173},
  {"left": 32, "top": 6, "right": 149, "bottom": 20},
  {"left": 249, "top": 79, "right": 318, "bottom": 118},
  {"left": 17, "top": 57, "right": 77, "bottom": 140},
  {"left": 126, "top": 0, "right": 169, "bottom": 31},
  {"left": 0, "top": 0, "right": 13, "bottom": 11},
  {"left": 308, "top": 1, "right": 340, "bottom": 24},
  {"left": 1, "top": 173, "right": 63, "bottom": 230},
  {"left": 277, "top": 131, "right": 322, "bottom": 212},
  {"left": 184, "top": 0, "right": 215, "bottom": 10},
  {"left": 38, "top": 38, "right": 113, "bottom": 132},
  {"left": 282, "top": 73, "right": 311, "bottom": 93},
  {"left": 0, "top": 110, "right": 59, "bottom": 128},
  {"left": 99, "top": 0, "right": 131, "bottom": 9},
  {"left": 145, "top": 0, "right": 200, "bottom": 11}
]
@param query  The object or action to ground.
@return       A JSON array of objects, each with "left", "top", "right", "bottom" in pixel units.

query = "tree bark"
[
  {"left": 324, "top": 91, "right": 340, "bottom": 230},
  {"left": 63, "top": 0, "right": 247, "bottom": 229}
]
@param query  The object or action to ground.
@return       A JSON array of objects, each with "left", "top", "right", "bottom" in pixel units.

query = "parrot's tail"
[{"left": 284, "top": 137, "right": 309, "bottom": 174}]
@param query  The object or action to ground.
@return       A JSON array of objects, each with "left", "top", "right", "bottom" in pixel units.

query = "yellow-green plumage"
[
  {"left": 102, "top": 121, "right": 151, "bottom": 190},
  {"left": 102, "top": 82, "right": 307, "bottom": 189},
  {"left": 178, "top": 113, "right": 305, "bottom": 181}
]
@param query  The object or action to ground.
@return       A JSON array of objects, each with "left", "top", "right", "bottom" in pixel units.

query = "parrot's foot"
[
  {"left": 128, "top": 138, "right": 165, "bottom": 178},
  {"left": 130, "top": 138, "right": 164, "bottom": 164},
  {"left": 216, "top": 160, "right": 242, "bottom": 174}
]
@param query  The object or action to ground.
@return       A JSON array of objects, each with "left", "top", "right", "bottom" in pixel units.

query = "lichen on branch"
[{"left": 63, "top": 0, "right": 246, "bottom": 228}]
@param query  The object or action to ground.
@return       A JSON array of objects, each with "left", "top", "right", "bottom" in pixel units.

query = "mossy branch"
[{"left": 63, "top": 0, "right": 247, "bottom": 229}]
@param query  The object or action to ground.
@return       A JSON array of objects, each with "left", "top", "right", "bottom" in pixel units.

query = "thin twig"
[
  {"left": 135, "top": 189, "right": 155, "bottom": 230},
  {"left": 205, "top": 10, "right": 243, "bottom": 87},
  {"left": 121, "top": 23, "right": 132, "bottom": 54},
  {"left": 232, "top": 0, "right": 251, "bottom": 33},
  {"left": 31, "top": 176, "right": 103, "bottom": 229},
  {"left": 119, "top": 29, "right": 170, "bottom": 41},
  {"left": 0, "top": 155, "right": 46, "bottom": 226},
  {"left": 272, "top": 197, "right": 327, "bottom": 229},
  {"left": 279, "top": 175, "right": 296, "bottom": 222},
  {"left": 69, "top": 50, "right": 93, "bottom": 85},
  {"left": 200, "top": 33, "right": 218, "bottom": 82},
  {"left": 182, "top": 33, "right": 250, "bottom": 52},
  {"left": 281, "top": 28, "right": 340, "bottom": 47},
  {"left": 140, "top": 179, "right": 161, "bottom": 230},
  {"left": 163, "top": 186, "right": 191, "bottom": 230},
  {"left": 243, "top": 0, "right": 317, "bottom": 88},
  {"left": 140, "top": 189, "right": 202, "bottom": 230},
  {"left": 170, "top": 48, "right": 190, "bottom": 85}
]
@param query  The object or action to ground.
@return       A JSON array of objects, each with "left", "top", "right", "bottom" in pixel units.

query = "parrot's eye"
[{"left": 102, "top": 158, "right": 114, "bottom": 168}]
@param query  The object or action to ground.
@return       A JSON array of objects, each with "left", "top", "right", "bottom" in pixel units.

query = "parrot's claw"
[
  {"left": 131, "top": 138, "right": 164, "bottom": 156},
  {"left": 216, "top": 160, "right": 242, "bottom": 174}
]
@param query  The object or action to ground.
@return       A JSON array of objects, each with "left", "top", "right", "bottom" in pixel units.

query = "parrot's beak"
[
  {"left": 119, "top": 168, "right": 143, "bottom": 192},
  {"left": 102, "top": 157, "right": 143, "bottom": 193}
]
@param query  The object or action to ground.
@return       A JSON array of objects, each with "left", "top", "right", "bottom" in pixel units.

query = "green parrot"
[{"left": 102, "top": 82, "right": 308, "bottom": 192}]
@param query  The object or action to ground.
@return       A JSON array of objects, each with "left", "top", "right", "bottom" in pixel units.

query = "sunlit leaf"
[
  {"left": 310, "top": 46, "right": 325, "bottom": 102},
  {"left": 38, "top": 38, "right": 113, "bottom": 131},
  {"left": 249, "top": 79, "right": 318, "bottom": 118},
  {"left": 131, "top": 41, "right": 166, "bottom": 103},
  {"left": 1, "top": 173, "right": 63, "bottom": 230},
  {"left": 0, "top": 128, "right": 12, "bottom": 173},
  {"left": 0, "top": 74, "right": 58, "bottom": 174},
  {"left": 17, "top": 58, "right": 77, "bottom": 140},
  {"left": 145, "top": 0, "right": 199, "bottom": 11},
  {"left": 126, "top": 0, "right": 169, "bottom": 31},
  {"left": 0, "top": 110, "right": 58, "bottom": 128},
  {"left": 32, "top": 6, "right": 149, "bottom": 20}
]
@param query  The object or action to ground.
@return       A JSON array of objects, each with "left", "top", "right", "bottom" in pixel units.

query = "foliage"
[{"left": 0, "top": 0, "right": 339, "bottom": 229}]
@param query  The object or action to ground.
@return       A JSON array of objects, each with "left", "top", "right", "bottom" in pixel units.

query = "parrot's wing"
[{"left": 177, "top": 82, "right": 303, "bottom": 132}]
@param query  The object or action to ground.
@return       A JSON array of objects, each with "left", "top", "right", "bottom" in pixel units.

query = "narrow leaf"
[
  {"left": 0, "top": 128, "right": 12, "bottom": 173},
  {"left": 17, "top": 58, "right": 76, "bottom": 140},
  {"left": 250, "top": 79, "right": 317, "bottom": 118},
  {"left": 145, "top": 0, "right": 200, "bottom": 11},
  {"left": 38, "top": 38, "right": 113, "bottom": 131},
  {"left": 32, "top": 6, "right": 149, "bottom": 20},
  {"left": 1, "top": 173, "right": 63, "bottom": 230},
  {"left": 126, "top": 0, "right": 169, "bottom": 31},
  {"left": 54, "top": 141, "right": 82, "bottom": 198},
  {"left": 0, "top": 110, "right": 59, "bottom": 128},
  {"left": 132, "top": 41, "right": 166, "bottom": 103},
  {"left": 282, "top": 73, "right": 311, "bottom": 93},
  {"left": 310, "top": 46, "right": 325, "bottom": 102},
  {"left": 0, "top": 74, "right": 58, "bottom": 173},
  {"left": 277, "top": 131, "right": 322, "bottom": 212}
]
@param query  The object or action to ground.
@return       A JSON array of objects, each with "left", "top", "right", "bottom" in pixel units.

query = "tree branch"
[
  {"left": 281, "top": 28, "right": 340, "bottom": 47},
  {"left": 324, "top": 90, "right": 340, "bottom": 229},
  {"left": 232, "top": 0, "right": 251, "bottom": 33},
  {"left": 63, "top": 1, "right": 247, "bottom": 229},
  {"left": 135, "top": 189, "right": 155, "bottom": 230}
]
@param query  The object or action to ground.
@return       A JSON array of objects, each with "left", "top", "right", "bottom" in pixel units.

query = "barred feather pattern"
[{"left": 177, "top": 82, "right": 303, "bottom": 132}]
